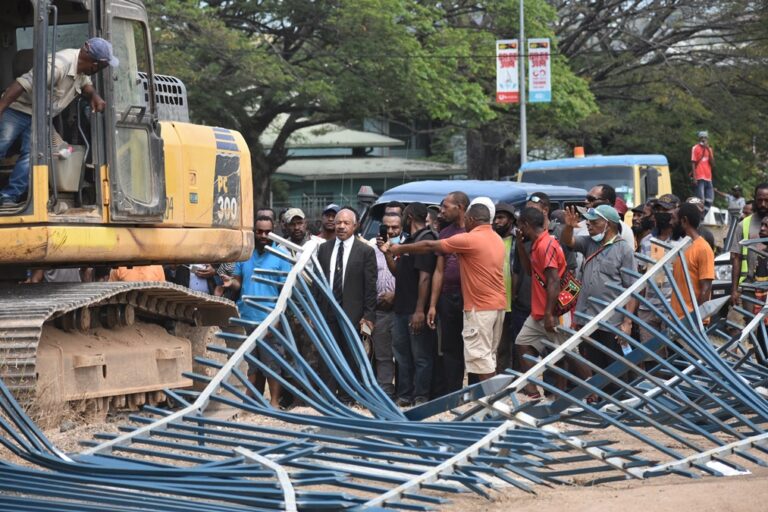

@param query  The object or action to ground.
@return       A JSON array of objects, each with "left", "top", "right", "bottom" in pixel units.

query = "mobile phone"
[
  {"left": 361, "top": 322, "right": 373, "bottom": 336},
  {"left": 378, "top": 224, "right": 388, "bottom": 242}
]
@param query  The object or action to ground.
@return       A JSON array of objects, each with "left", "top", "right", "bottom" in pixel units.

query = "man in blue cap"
[
  {"left": 0, "top": 37, "right": 118, "bottom": 206},
  {"left": 561, "top": 204, "right": 638, "bottom": 373}
]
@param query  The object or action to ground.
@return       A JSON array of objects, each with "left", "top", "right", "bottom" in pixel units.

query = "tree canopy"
[
  {"left": 146, "top": 0, "right": 768, "bottom": 205},
  {"left": 145, "top": 0, "right": 595, "bottom": 202}
]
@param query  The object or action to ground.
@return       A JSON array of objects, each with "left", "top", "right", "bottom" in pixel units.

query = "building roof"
[
  {"left": 274, "top": 157, "right": 464, "bottom": 180},
  {"left": 260, "top": 122, "right": 405, "bottom": 149},
  {"left": 520, "top": 154, "right": 669, "bottom": 171}
]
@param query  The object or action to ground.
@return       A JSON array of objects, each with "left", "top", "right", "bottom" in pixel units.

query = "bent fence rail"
[{"left": 0, "top": 234, "right": 767, "bottom": 510}]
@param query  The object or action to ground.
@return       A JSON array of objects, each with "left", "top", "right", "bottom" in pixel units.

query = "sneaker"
[
  {"left": 395, "top": 397, "right": 412, "bottom": 408},
  {"left": 0, "top": 195, "right": 20, "bottom": 208}
]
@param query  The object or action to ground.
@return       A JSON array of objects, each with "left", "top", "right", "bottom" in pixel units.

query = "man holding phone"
[
  {"left": 371, "top": 212, "right": 402, "bottom": 399},
  {"left": 380, "top": 202, "right": 437, "bottom": 407}
]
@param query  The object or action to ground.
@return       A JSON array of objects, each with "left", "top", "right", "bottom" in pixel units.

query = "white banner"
[
  {"left": 528, "top": 38, "right": 551, "bottom": 103},
  {"left": 495, "top": 39, "right": 519, "bottom": 104}
]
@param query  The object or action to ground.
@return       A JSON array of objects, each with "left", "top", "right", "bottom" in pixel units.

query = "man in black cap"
[
  {"left": 493, "top": 202, "right": 516, "bottom": 371},
  {"left": 0, "top": 37, "right": 118, "bottom": 206}
]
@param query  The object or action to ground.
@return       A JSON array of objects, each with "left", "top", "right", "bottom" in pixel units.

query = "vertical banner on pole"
[
  {"left": 495, "top": 39, "right": 519, "bottom": 104},
  {"left": 528, "top": 38, "right": 551, "bottom": 103}
]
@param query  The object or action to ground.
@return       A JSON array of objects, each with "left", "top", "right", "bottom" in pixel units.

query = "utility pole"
[{"left": 519, "top": 0, "right": 527, "bottom": 165}]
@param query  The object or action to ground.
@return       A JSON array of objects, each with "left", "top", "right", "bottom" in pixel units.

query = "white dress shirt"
[{"left": 329, "top": 236, "right": 354, "bottom": 288}]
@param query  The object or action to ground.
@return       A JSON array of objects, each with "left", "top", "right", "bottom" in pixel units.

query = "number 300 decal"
[{"left": 217, "top": 196, "right": 239, "bottom": 222}]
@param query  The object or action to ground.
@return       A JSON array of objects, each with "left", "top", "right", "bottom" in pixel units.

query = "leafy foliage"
[{"left": 145, "top": 0, "right": 596, "bottom": 200}]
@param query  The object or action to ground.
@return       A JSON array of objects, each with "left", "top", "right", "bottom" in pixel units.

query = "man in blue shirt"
[{"left": 223, "top": 215, "right": 292, "bottom": 407}]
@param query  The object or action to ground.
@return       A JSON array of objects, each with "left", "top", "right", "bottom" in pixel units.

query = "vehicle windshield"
[{"left": 520, "top": 166, "right": 635, "bottom": 206}]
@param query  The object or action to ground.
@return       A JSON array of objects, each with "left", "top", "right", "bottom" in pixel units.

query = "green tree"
[
  {"left": 146, "top": 0, "right": 502, "bottom": 206},
  {"left": 552, "top": 0, "right": 768, "bottom": 200},
  {"left": 417, "top": 1, "right": 598, "bottom": 178}
]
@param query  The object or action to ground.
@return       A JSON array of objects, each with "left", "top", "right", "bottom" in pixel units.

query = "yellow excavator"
[{"left": 0, "top": 0, "right": 254, "bottom": 414}]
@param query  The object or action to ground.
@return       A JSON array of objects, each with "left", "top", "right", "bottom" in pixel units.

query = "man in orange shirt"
[
  {"left": 670, "top": 203, "right": 714, "bottom": 318},
  {"left": 109, "top": 265, "right": 166, "bottom": 282},
  {"left": 389, "top": 202, "right": 506, "bottom": 382}
]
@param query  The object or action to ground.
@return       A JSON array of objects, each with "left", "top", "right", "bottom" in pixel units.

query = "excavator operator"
[{"left": 0, "top": 37, "right": 118, "bottom": 207}]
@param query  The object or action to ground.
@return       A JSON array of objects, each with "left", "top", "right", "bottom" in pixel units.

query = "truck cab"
[{"left": 518, "top": 154, "right": 671, "bottom": 209}]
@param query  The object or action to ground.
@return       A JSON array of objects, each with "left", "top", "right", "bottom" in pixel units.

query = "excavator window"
[{"left": 109, "top": 17, "right": 161, "bottom": 211}]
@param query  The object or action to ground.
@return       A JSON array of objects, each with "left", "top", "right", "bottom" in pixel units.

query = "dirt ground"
[
  {"left": 37, "top": 411, "right": 768, "bottom": 512},
  {"left": 444, "top": 468, "right": 768, "bottom": 512}
]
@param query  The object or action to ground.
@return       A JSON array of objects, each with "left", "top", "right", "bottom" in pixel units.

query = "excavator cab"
[
  {"left": 0, "top": 0, "right": 253, "bottom": 269},
  {"left": 0, "top": 0, "right": 165, "bottom": 220},
  {"left": 0, "top": 0, "right": 254, "bottom": 416}
]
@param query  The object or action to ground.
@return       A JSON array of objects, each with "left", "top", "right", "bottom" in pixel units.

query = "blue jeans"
[
  {"left": 392, "top": 313, "right": 435, "bottom": 401},
  {"left": 0, "top": 108, "right": 32, "bottom": 202},
  {"left": 696, "top": 179, "right": 713, "bottom": 212}
]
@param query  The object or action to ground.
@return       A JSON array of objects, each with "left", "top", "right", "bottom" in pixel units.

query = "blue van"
[{"left": 359, "top": 180, "right": 586, "bottom": 239}]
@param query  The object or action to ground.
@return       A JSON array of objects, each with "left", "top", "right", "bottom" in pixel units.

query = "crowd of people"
[
  {"left": 27, "top": 179, "right": 767, "bottom": 409},
  {"left": 221, "top": 179, "right": 768, "bottom": 409}
]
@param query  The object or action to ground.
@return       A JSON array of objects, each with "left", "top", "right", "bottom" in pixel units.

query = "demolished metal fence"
[{"left": 0, "top": 233, "right": 767, "bottom": 510}]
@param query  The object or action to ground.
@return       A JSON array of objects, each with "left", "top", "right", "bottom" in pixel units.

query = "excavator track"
[{"left": 0, "top": 282, "right": 238, "bottom": 412}]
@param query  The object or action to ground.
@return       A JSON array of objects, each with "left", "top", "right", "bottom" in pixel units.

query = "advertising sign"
[
  {"left": 496, "top": 39, "right": 519, "bottom": 103},
  {"left": 528, "top": 38, "right": 551, "bottom": 103}
]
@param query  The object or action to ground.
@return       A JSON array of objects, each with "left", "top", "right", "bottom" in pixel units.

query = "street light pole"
[{"left": 519, "top": 0, "right": 527, "bottom": 165}]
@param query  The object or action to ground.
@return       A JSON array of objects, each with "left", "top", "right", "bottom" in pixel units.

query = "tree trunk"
[
  {"left": 466, "top": 126, "right": 506, "bottom": 180},
  {"left": 251, "top": 150, "right": 272, "bottom": 214}
]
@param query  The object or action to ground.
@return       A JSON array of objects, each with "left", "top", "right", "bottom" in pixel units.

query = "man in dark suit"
[{"left": 316, "top": 207, "right": 377, "bottom": 402}]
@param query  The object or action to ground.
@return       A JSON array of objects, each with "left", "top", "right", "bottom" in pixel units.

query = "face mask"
[
  {"left": 389, "top": 235, "right": 401, "bottom": 244},
  {"left": 591, "top": 229, "right": 606, "bottom": 243},
  {"left": 493, "top": 224, "right": 509, "bottom": 236}
]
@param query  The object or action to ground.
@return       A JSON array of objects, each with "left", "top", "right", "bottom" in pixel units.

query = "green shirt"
[{"left": 503, "top": 236, "right": 513, "bottom": 312}]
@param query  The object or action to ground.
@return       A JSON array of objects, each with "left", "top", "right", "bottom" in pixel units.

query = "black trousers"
[
  {"left": 317, "top": 317, "right": 360, "bottom": 403},
  {"left": 431, "top": 292, "right": 464, "bottom": 397}
]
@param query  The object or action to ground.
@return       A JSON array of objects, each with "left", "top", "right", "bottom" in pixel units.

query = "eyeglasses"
[
  {"left": 585, "top": 195, "right": 601, "bottom": 202},
  {"left": 527, "top": 195, "right": 542, "bottom": 203}
]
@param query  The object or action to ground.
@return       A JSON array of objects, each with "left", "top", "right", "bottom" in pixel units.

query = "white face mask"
[{"left": 591, "top": 227, "right": 606, "bottom": 243}]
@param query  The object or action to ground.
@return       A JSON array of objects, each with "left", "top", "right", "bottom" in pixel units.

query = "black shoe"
[
  {"left": 395, "top": 397, "right": 412, "bottom": 408},
  {"left": 413, "top": 396, "right": 428, "bottom": 406}
]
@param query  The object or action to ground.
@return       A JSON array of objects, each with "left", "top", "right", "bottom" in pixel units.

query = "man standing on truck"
[
  {"left": 0, "top": 38, "right": 118, "bottom": 206},
  {"left": 691, "top": 131, "right": 715, "bottom": 214}
]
